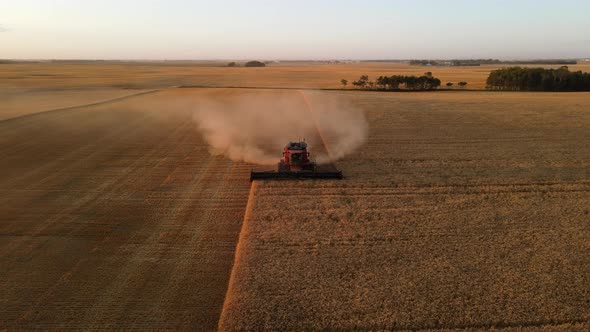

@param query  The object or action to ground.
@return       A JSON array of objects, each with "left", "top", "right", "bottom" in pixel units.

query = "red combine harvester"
[{"left": 250, "top": 141, "right": 343, "bottom": 181}]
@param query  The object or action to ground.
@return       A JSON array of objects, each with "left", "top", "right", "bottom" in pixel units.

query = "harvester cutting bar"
[
  {"left": 250, "top": 170, "right": 343, "bottom": 181},
  {"left": 250, "top": 140, "right": 344, "bottom": 181}
]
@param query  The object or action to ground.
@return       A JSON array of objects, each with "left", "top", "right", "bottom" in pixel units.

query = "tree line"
[
  {"left": 502, "top": 60, "right": 577, "bottom": 65},
  {"left": 344, "top": 73, "right": 444, "bottom": 90},
  {"left": 227, "top": 60, "right": 266, "bottom": 67},
  {"left": 410, "top": 59, "right": 501, "bottom": 66},
  {"left": 341, "top": 73, "right": 470, "bottom": 91},
  {"left": 486, "top": 66, "right": 590, "bottom": 91},
  {"left": 410, "top": 59, "right": 577, "bottom": 66}
]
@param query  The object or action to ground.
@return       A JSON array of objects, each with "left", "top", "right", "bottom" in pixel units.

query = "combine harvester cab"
[{"left": 250, "top": 141, "right": 343, "bottom": 181}]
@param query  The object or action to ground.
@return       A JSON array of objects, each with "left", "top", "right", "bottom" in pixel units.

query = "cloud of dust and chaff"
[{"left": 192, "top": 91, "right": 368, "bottom": 165}]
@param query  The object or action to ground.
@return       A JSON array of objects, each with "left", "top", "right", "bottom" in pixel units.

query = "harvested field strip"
[{"left": 0, "top": 92, "right": 253, "bottom": 330}]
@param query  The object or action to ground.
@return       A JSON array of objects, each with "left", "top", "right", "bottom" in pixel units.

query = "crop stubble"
[{"left": 0, "top": 90, "right": 253, "bottom": 329}]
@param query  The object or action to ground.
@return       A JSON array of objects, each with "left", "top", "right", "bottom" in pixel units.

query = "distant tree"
[
  {"left": 458, "top": 81, "right": 468, "bottom": 88},
  {"left": 410, "top": 60, "right": 439, "bottom": 66},
  {"left": 388, "top": 76, "right": 403, "bottom": 89},
  {"left": 245, "top": 60, "right": 266, "bottom": 67},
  {"left": 446, "top": 82, "right": 454, "bottom": 87},
  {"left": 340, "top": 79, "right": 348, "bottom": 88},
  {"left": 352, "top": 75, "right": 369, "bottom": 88},
  {"left": 424, "top": 72, "right": 433, "bottom": 78},
  {"left": 376, "top": 76, "right": 388, "bottom": 89},
  {"left": 227, "top": 62, "right": 236, "bottom": 67},
  {"left": 431, "top": 78, "right": 441, "bottom": 89}
]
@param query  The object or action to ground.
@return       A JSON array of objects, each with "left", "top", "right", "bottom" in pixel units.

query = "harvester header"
[{"left": 250, "top": 141, "right": 343, "bottom": 181}]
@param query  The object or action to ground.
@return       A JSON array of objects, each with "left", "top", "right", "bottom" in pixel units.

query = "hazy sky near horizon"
[{"left": 1, "top": 0, "right": 589, "bottom": 60}]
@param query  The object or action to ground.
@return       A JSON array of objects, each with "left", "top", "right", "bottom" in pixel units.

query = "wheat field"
[
  {"left": 2, "top": 61, "right": 590, "bottom": 91},
  {"left": 219, "top": 90, "right": 590, "bottom": 330},
  {"left": 1, "top": 62, "right": 589, "bottom": 330}
]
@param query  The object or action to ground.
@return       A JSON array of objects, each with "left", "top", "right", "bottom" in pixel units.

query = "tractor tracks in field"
[{"left": 0, "top": 89, "right": 160, "bottom": 125}]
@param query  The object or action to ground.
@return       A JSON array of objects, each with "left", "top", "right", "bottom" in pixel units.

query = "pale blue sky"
[{"left": 1, "top": 0, "right": 589, "bottom": 60}]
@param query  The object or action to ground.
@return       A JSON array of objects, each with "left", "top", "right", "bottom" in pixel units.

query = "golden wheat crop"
[{"left": 219, "top": 90, "right": 590, "bottom": 330}]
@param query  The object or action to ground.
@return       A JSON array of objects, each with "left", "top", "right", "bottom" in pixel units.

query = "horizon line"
[{"left": 1, "top": 57, "right": 589, "bottom": 62}]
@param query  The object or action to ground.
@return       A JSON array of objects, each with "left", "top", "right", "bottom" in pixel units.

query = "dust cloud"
[{"left": 192, "top": 91, "right": 367, "bottom": 165}]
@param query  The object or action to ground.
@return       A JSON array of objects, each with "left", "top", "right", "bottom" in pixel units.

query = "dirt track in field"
[
  {"left": 0, "top": 90, "right": 253, "bottom": 329},
  {"left": 0, "top": 88, "right": 156, "bottom": 121}
]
